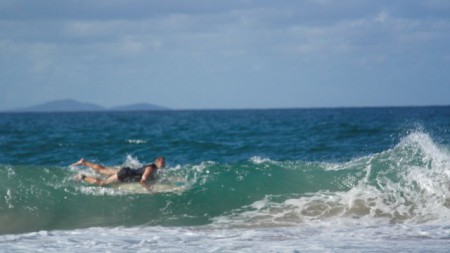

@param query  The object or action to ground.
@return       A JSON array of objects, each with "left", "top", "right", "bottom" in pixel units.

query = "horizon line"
[{"left": 1, "top": 103, "right": 449, "bottom": 113}]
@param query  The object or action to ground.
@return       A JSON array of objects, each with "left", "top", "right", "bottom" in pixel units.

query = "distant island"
[{"left": 6, "top": 99, "right": 168, "bottom": 112}]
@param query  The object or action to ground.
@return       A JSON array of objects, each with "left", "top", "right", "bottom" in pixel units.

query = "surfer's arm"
[{"left": 139, "top": 166, "right": 153, "bottom": 193}]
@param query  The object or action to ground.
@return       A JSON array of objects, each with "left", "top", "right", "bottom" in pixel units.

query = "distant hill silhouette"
[{"left": 6, "top": 99, "right": 168, "bottom": 112}]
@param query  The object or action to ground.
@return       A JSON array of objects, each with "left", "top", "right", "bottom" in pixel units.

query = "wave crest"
[{"left": 213, "top": 131, "right": 450, "bottom": 228}]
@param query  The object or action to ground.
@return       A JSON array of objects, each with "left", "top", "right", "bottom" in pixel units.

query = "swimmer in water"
[{"left": 72, "top": 156, "right": 165, "bottom": 192}]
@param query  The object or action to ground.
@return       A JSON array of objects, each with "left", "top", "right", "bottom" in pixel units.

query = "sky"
[{"left": 1, "top": 0, "right": 450, "bottom": 110}]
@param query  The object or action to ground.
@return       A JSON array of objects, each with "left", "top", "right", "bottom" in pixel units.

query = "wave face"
[
  {"left": 1, "top": 131, "right": 450, "bottom": 234},
  {"left": 1, "top": 107, "right": 450, "bottom": 235}
]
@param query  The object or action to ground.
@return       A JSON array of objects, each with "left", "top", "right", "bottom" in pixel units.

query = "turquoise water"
[{"left": 1, "top": 107, "right": 450, "bottom": 252}]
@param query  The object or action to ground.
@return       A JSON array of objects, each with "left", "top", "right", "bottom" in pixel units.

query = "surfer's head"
[{"left": 155, "top": 156, "right": 166, "bottom": 169}]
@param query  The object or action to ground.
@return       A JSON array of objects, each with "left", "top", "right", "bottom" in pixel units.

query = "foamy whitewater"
[{"left": 1, "top": 108, "right": 450, "bottom": 252}]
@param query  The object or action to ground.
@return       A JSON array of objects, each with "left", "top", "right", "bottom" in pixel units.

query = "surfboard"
[{"left": 113, "top": 177, "right": 188, "bottom": 194}]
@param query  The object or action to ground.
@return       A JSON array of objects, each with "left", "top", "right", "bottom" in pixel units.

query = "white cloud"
[
  {"left": 1, "top": 0, "right": 450, "bottom": 109},
  {"left": 375, "top": 11, "right": 389, "bottom": 23}
]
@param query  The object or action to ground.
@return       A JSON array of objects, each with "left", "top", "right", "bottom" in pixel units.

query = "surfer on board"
[{"left": 71, "top": 156, "right": 165, "bottom": 192}]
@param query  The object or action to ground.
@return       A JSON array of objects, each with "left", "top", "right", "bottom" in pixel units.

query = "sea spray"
[{"left": 212, "top": 131, "right": 450, "bottom": 228}]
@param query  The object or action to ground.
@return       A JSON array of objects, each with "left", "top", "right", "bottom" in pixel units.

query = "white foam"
[
  {"left": 1, "top": 224, "right": 448, "bottom": 252},
  {"left": 250, "top": 156, "right": 273, "bottom": 164},
  {"left": 122, "top": 155, "right": 143, "bottom": 168},
  {"left": 214, "top": 131, "right": 450, "bottom": 228},
  {"left": 126, "top": 139, "right": 147, "bottom": 144}
]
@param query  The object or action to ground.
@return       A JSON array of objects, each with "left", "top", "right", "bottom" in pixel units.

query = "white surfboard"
[{"left": 114, "top": 177, "right": 188, "bottom": 194}]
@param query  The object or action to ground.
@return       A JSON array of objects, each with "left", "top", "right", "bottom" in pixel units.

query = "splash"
[
  {"left": 212, "top": 131, "right": 450, "bottom": 228},
  {"left": 126, "top": 139, "right": 147, "bottom": 144}
]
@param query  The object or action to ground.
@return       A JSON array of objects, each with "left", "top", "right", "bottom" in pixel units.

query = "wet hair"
[{"left": 155, "top": 156, "right": 165, "bottom": 162}]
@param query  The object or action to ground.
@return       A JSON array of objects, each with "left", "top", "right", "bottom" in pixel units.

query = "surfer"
[{"left": 71, "top": 156, "right": 165, "bottom": 192}]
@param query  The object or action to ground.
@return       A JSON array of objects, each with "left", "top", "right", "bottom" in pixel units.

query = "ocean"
[{"left": 1, "top": 107, "right": 450, "bottom": 252}]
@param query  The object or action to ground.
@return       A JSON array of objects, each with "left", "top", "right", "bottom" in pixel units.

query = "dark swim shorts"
[{"left": 117, "top": 167, "right": 143, "bottom": 182}]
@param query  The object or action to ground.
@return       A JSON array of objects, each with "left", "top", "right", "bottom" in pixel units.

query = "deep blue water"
[{"left": 2, "top": 107, "right": 449, "bottom": 166}]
